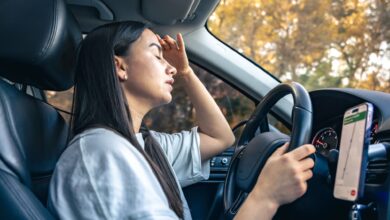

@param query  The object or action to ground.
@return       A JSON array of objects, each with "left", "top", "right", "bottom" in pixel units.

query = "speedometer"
[{"left": 312, "top": 127, "right": 338, "bottom": 157}]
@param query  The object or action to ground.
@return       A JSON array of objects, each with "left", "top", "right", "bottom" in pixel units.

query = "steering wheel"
[{"left": 224, "top": 82, "right": 317, "bottom": 219}]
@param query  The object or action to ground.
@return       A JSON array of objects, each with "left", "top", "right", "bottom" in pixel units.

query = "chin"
[
  {"left": 153, "top": 95, "right": 172, "bottom": 107},
  {"left": 163, "top": 95, "right": 172, "bottom": 104}
]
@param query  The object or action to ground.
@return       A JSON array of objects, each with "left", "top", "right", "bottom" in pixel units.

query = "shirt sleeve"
[
  {"left": 150, "top": 127, "right": 210, "bottom": 188},
  {"left": 48, "top": 130, "right": 178, "bottom": 220}
]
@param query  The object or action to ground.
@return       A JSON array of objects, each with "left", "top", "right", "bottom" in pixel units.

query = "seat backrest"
[{"left": 0, "top": 0, "right": 82, "bottom": 219}]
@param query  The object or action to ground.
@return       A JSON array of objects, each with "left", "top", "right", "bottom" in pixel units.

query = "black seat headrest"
[{"left": 0, "top": 0, "right": 82, "bottom": 91}]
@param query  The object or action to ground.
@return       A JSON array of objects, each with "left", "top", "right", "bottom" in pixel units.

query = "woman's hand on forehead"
[{"left": 157, "top": 33, "right": 191, "bottom": 76}]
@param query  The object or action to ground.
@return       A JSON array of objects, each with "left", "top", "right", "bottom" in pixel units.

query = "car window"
[
  {"left": 45, "top": 88, "right": 73, "bottom": 122},
  {"left": 208, "top": 0, "right": 390, "bottom": 93}
]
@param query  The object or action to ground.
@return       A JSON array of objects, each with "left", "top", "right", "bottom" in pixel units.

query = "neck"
[
  {"left": 124, "top": 91, "right": 151, "bottom": 133},
  {"left": 130, "top": 108, "right": 145, "bottom": 133}
]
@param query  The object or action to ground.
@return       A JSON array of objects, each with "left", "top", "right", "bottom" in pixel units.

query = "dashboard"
[
  {"left": 310, "top": 88, "right": 390, "bottom": 155},
  {"left": 309, "top": 88, "right": 390, "bottom": 220}
]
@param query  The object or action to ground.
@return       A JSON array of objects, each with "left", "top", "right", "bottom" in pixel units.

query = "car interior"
[{"left": 0, "top": 0, "right": 389, "bottom": 220}]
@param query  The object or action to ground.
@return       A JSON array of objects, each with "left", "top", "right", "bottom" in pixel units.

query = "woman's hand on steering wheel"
[
  {"left": 252, "top": 143, "right": 316, "bottom": 207},
  {"left": 235, "top": 143, "right": 316, "bottom": 220}
]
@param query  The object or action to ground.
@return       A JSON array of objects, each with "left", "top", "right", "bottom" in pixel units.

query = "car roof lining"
[{"left": 66, "top": 0, "right": 219, "bottom": 33}]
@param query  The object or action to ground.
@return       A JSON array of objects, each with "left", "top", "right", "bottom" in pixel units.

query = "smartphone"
[{"left": 333, "top": 102, "right": 373, "bottom": 201}]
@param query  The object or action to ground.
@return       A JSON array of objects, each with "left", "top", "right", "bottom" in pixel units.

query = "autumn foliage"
[{"left": 208, "top": 0, "right": 390, "bottom": 92}]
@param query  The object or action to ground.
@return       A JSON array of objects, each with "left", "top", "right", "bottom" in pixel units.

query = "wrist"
[
  {"left": 180, "top": 66, "right": 193, "bottom": 75},
  {"left": 176, "top": 67, "right": 194, "bottom": 82},
  {"left": 248, "top": 188, "right": 279, "bottom": 215},
  {"left": 235, "top": 190, "right": 279, "bottom": 220}
]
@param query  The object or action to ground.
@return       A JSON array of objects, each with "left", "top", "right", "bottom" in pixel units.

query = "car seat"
[{"left": 0, "top": 0, "right": 82, "bottom": 218}]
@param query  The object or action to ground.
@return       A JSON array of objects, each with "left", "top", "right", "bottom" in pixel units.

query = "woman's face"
[{"left": 120, "top": 29, "right": 177, "bottom": 110}]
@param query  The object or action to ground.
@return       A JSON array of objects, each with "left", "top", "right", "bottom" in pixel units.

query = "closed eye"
[{"left": 150, "top": 43, "right": 163, "bottom": 60}]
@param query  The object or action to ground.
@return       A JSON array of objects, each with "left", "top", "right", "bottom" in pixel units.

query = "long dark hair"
[{"left": 71, "top": 21, "right": 183, "bottom": 218}]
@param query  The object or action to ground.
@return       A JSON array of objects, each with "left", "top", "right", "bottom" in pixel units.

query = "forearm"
[
  {"left": 177, "top": 68, "right": 235, "bottom": 160},
  {"left": 234, "top": 192, "right": 278, "bottom": 220}
]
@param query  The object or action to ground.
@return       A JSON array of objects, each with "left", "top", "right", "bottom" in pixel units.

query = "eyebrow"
[{"left": 149, "top": 43, "right": 162, "bottom": 53}]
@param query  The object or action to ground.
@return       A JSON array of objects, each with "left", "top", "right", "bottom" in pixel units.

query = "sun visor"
[{"left": 141, "top": 0, "right": 200, "bottom": 25}]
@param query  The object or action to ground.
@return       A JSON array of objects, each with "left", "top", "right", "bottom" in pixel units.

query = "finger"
[
  {"left": 301, "top": 169, "right": 313, "bottom": 181},
  {"left": 164, "top": 35, "right": 178, "bottom": 50},
  {"left": 159, "top": 38, "right": 170, "bottom": 50},
  {"left": 156, "top": 34, "right": 169, "bottom": 50},
  {"left": 176, "top": 33, "right": 185, "bottom": 51},
  {"left": 299, "top": 157, "right": 315, "bottom": 171},
  {"left": 271, "top": 142, "right": 289, "bottom": 157},
  {"left": 287, "top": 144, "right": 315, "bottom": 161}
]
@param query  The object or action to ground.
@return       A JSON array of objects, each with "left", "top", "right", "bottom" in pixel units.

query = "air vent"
[{"left": 365, "top": 159, "right": 389, "bottom": 184}]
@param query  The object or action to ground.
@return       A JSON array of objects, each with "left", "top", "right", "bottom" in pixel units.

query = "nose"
[{"left": 166, "top": 63, "right": 177, "bottom": 76}]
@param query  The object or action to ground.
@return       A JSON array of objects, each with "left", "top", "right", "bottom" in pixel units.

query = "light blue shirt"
[{"left": 48, "top": 127, "right": 210, "bottom": 219}]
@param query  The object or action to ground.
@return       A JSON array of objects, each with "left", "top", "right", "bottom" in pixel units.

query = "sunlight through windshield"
[{"left": 208, "top": 0, "right": 390, "bottom": 92}]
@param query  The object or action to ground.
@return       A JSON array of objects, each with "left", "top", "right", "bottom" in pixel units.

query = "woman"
[{"left": 48, "top": 21, "right": 315, "bottom": 220}]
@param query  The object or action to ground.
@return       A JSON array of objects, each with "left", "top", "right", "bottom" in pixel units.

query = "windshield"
[{"left": 207, "top": 0, "right": 390, "bottom": 92}]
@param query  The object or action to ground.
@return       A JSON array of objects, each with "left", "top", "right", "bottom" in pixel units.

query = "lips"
[
  {"left": 165, "top": 78, "right": 174, "bottom": 92},
  {"left": 165, "top": 78, "right": 174, "bottom": 85}
]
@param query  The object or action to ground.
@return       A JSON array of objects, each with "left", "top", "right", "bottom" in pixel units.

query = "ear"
[{"left": 114, "top": 55, "right": 128, "bottom": 81}]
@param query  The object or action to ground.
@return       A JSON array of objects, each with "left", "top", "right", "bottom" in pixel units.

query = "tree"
[{"left": 208, "top": 0, "right": 390, "bottom": 92}]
